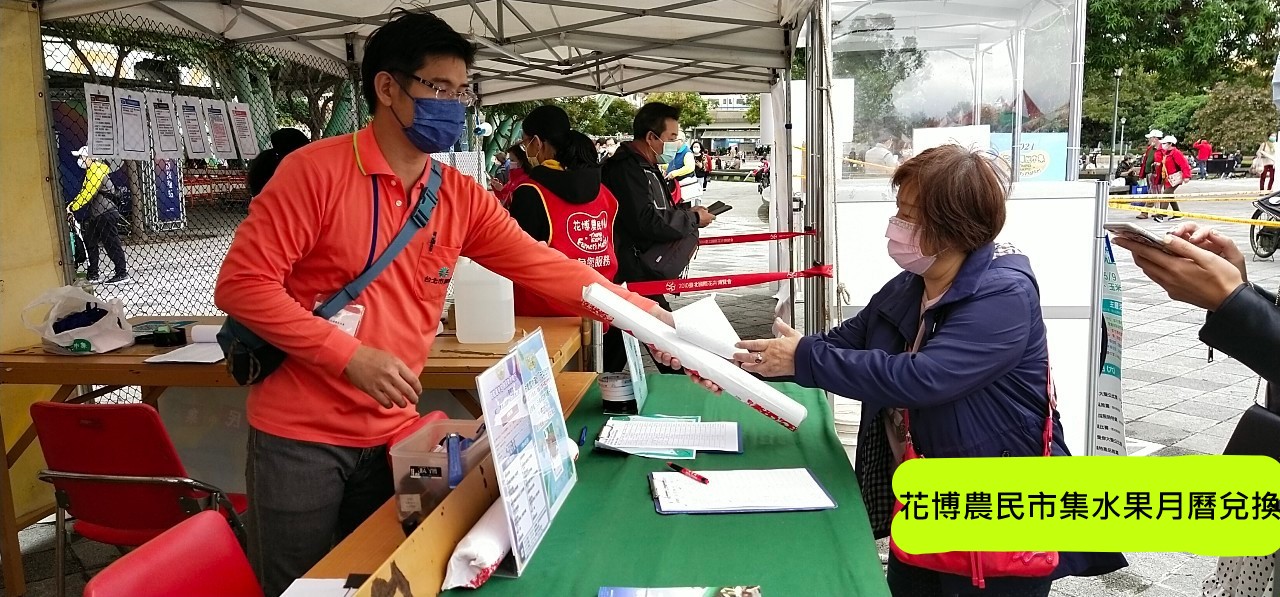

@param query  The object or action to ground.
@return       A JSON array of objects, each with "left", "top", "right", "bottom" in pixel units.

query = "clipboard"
[{"left": 647, "top": 468, "right": 838, "bottom": 515}]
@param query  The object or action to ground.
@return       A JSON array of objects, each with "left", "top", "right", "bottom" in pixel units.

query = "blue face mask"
[{"left": 402, "top": 97, "right": 466, "bottom": 154}]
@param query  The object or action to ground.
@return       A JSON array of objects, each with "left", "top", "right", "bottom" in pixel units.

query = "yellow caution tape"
[{"left": 1108, "top": 203, "right": 1280, "bottom": 228}]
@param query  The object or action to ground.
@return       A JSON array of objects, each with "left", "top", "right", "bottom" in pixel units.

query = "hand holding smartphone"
[
  {"left": 1104, "top": 222, "right": 1173, "bottom": 253},
  {"left": 706, "top": 201, "right": 733, "bottom": 216}
]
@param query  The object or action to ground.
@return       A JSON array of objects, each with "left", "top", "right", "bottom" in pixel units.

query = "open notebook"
[
  {"left": 647, "top": 468, "right": 836, "bottom": 514},
  {"left": 144, "top": 325, "right": 225, "bottom": 364}
]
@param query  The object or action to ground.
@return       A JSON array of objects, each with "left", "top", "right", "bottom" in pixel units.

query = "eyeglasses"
[{"left": 403, "top": 73, "right": 478, "bottom": 107}]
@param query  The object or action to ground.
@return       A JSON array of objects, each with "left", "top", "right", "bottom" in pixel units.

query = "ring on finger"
[{"left": 754, "top": 352, "right": 765, "bottom": 364}]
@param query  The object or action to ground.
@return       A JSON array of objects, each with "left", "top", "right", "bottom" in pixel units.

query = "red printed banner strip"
[
  {"left": 626, "top": 265, "right": 833, "bottom": 295},
  {"left": 698, "top": 230, "right": 816, "bottom": 246}
]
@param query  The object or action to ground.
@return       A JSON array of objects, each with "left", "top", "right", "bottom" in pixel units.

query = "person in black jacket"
[
  {"left": 601, "top": 103, "right": 714, "bottom": 302},
  {"left": 1113, "top": 220, "right": 1279, "bottom": 597},
  {"left": 247, "top": 128, "right": 310, "bottom": 197},
  {"left": 1114, "top": 222, "right": 1279, "bottom": 396},
  {"left": 601, "top": 102, "right": 715, "bottom": 372}
]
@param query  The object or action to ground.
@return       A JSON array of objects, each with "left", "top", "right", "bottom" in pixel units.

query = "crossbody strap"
[{"left": 315, "top": 159, "right": 444, "bottom": 319}]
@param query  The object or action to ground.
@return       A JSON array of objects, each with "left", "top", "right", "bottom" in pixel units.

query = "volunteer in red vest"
[{"left": 509, "top": 105, "right": 627, "bottom": 370}]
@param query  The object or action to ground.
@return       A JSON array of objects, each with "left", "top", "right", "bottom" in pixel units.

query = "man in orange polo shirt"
[{"left": 214, "top": 12, "right": 682, "bottom": 596}]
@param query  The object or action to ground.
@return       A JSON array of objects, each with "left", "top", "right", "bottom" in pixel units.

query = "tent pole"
[
  {"left": 804, "top": 0, "right": 834, "bottom": 334},
  {"left": 972, "top": 43, "right": 983, "bottom": 126},
  {"left": 1066, "top": 0, "right": 1088, "bottom": 181},
  {"left": 1010, "top": 27, "right": 1026, "bottom": 182}
]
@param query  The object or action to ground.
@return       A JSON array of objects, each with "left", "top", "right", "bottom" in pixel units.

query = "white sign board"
[
  {"left": 146, "top": 92, "right": 183, "bottom": 160},
  {"left": 1093, "top": 237, "right": 1127, "bottom": 455},
  {"left": 84, "top": 83, "right": 117, "bottom": 158},
  {"left": 228, "top": 102, "right": 260, "bottom": 158},
  {"left": 204, "top": 100, "right": 238, "bottom": 159},
  {"left": 912, "top": 125, "right": 991, "bottom": 156},
  {"left": 476, "top": 329, "right": 576, "bottom": 576},
  {"left": 114, "top": 88, "right": 150, "bottom": 161},
  {"left": 175, "top": 96, "right": 209, "bottom": 159}
]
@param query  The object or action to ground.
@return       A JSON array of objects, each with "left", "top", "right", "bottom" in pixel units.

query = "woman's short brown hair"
[{"left": 891, "top": 144, "right": 1011, "bottom": 254}]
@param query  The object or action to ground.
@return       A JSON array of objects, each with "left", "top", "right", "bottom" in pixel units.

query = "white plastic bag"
[{"left": 21, "top": 286, "right": 134, "bottom": 355}]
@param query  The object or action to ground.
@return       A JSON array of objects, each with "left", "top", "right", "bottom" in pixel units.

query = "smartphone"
[
  {"left": 707, "top": 201, "right": 733, "bottom": 216},
  {"left": 1103, "top": 222, "right": 1171, "bottom": 251}
]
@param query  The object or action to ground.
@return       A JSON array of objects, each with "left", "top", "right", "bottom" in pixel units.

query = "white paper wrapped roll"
[
  {"left": 441, "top": 499, "right": 511, "bottom": 590},
  {"left": 585, "top": 284, "right": 807, "bottom": 430}
]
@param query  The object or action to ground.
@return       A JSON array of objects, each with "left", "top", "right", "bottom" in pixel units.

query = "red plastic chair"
[
  {"left": 31, "top": 402, "right": 248, "bottom": 597},
  {"left": 84, "top": 510, "right": 262, "bottom": 597}
]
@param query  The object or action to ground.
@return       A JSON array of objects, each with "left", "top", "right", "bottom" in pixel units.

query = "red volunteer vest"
[{"left": 513, "top": 180, "right": 620, "bottom": 317}]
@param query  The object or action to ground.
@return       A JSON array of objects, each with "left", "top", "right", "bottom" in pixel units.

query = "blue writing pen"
[{"left": 577, "top": 425, "right": 588, "bottom": 446}]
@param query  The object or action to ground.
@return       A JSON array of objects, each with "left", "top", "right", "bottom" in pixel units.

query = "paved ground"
[{"left": 18, "top": 175, "right": 1276, "bottom": 595}]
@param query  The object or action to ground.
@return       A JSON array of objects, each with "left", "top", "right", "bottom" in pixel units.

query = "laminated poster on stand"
[{"left": 475, "top": 329, "right": 577, "bottom": 576}]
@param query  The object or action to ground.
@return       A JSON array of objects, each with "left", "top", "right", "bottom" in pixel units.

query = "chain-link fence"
[{"left": 42, "top": 11, "right": 364, "bottom": 401}]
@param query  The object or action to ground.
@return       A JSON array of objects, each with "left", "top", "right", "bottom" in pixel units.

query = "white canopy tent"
[
  {"left": 38, "top": 0, "right": 839, "bottom": 331},
  {"left": 41, "top": 0, "right": 812, "bottom": 103}
]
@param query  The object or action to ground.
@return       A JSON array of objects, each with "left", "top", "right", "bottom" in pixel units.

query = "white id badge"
[{"left": 314, "top": 295, "right": 365, "bottom": 337}]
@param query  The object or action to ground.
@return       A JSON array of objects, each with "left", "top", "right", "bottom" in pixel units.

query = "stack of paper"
[
  {"left": 598, "top": 418, "right": 741, "bottom": 452},
  {"left": 144, "top": 325, "right": 225, "bottom": 364},
  {"left": 648, "top": 468, "right": 836, "bottom": 514},
  {"left": 585, "top": 284, "right": 808, "bottom": 430}
]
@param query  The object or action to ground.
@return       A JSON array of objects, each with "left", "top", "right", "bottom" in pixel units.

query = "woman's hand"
[
  {"left": 1112, "top": 234, "right": 1245, "bottom": 311},
  {"left": 732, "top": 318, "right": 803, "bottom": 378},
  {"left": 1165, "top": 222, "right": 1248, "bottom": 283}
]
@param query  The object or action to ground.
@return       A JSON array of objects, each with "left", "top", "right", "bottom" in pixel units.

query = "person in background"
[
  {"left": 248, "top": 128, "right": 311, "bottom": 196},
  {"left": 691, "top": 140, "right": 713, "bottom": 192},
  {"left": 664, "top": 133, "right": 697, "bottom": 204},
  {"left": 1113, "top": 223, "right": 1278, "bottom": 597},
  {"left": 508, "top": 106, "right": 627, "bottom": 370},
  {"left": 602, "top": 102, "right": 715, "bottom": 372},
  {"left": 730, "top": 145, "right": 1127, "bottom": 595},
  {"left": 864, "top": 131, "right": 900, "bottom": 172},
  {"left": 68, "top": 146, "right": 129, "bottom": 285},
  {"left": 1152, "top": 136, "right": 1190, "bottom": 223},
  {"left": 489, "top": 144, "right": 530, "bottom": 207},
  {"left": 1128, "top": 130, "right": 1165, "bottom": 219},
  {"left": 213, "top": 12, "right": 684, "bottom": 596},
  {"left": 596, "top": 138, "right": 609, "bottom": 162},
  {"left": 1257, "top": 134, "right": 1277, "bottom": 191},
  {"left": 491, "top": 150, "right": 509, "bottom": 184},
  {"left": 1193, "top": 138, "right": 1213, "bottom": 180},
  {"left": 603, "top": 137, "right": 618, "bottom": 157}
]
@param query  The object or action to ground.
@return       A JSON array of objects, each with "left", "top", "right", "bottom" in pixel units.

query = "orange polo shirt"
[{"left": 215, "top": 126, "right": 656, "bottom": 447}]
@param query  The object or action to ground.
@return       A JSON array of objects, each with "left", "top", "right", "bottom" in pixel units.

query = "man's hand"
[
  {"left": 1166, "top": 222, "right": 1247, "bottom": 283},
  {"left": 343, "top": 345, "right": 422, "bottom": 409},
  {"left": 488, "top": 178, "right": 503, "bottom": 193},
  {"left": 692, "top": 206, "right": 715, "bottom": 228},
  {"left": 732, "top": 318, "right": 803, "bottom": 378},
  {"left": 1112, "top": 234, "right": 1244, "bottom": 311}
]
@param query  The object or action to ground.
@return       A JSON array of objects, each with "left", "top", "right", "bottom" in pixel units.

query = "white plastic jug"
[{"left": 452, "top": 257, "right": 515, "bottom": 344}]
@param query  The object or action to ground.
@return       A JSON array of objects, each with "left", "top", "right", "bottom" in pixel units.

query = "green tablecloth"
[{"left": 472, "top": 375, "right": 890, "bottom": 596}]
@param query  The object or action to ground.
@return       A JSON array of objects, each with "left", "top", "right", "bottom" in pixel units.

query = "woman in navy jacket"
[{"left": 735, "top": 145, "right": 1126, "bottom": 595}]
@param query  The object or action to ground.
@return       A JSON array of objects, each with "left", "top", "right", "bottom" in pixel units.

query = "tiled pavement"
[{"left": 15, "top": 176, "right": 1275, "bottom": 595}]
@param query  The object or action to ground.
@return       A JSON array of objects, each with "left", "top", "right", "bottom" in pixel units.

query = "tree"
[
  {"left": 828, "top": 14, "right": 925, "bottom": 144},
  {"left": 744, "top": 94, "right": 762, "bottom": 125},
  {"left": 1192, "top": 81, "right": 1280, "bottom": 152},
  {"left": 599, "top": 99, "right": 637, "bottom": 137},
  {"left": 643, "top": 92, "right": 714, "bottom": 128},
  {"left": 1147, "top": 94, "right": 1210, "bottom": 142},
  {"left": 1085, "top": 0, "right": 1280, "bottom": 91}
]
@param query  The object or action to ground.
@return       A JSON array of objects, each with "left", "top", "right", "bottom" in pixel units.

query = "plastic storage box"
[{"left": 390, "top": 419, "right": 491, "bottom": 521}]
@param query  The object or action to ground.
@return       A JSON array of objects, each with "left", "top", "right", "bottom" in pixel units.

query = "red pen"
[{"left": 666, "top": 462, "right": 709, "bottom": 484}]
